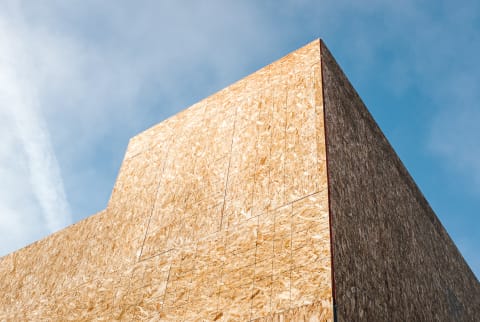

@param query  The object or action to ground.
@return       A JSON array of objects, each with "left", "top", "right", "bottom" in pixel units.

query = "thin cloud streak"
[
  {"left": 0, "top": 14, "right": 71, "bottom": 237},
  {"left": 7, "top": 101, "right": 72, "bottom": 232}
]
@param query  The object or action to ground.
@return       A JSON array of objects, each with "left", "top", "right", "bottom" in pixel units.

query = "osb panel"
[
  {"left": 0, "top": 39, "right": 333, "bottom": 321},
  {"left": 253, "top": 302, "right": 333, "bottom": 322},
  {"left": 321, "top": 41, "right": 480, "bottom": 321}
]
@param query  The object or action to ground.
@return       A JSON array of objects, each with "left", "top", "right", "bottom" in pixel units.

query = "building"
[{"left": 0, "top": 39, "right": 478, "bottom": 321}]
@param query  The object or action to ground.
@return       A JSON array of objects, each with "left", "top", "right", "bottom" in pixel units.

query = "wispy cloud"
[
  {"left": 0, "top": 14, "right": 71, "bottom": 249},
  {"left": 4, "top": 95, "right": 71, "bottom": 232}
]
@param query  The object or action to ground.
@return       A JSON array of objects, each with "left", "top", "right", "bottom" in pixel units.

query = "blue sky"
[{"left": 0, "top": 1, "right": 478, "bottom": 278}]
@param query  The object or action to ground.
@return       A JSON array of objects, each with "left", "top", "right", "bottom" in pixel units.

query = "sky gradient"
[{"left": 0, "top": 1, "right": 479, "bottom": 278}]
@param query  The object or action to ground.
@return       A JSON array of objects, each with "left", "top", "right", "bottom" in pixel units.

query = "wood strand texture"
[{"left": 0, "top": 39, "right": 333, "bottom": 321}]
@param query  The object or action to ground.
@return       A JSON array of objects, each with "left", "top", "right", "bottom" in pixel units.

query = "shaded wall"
[{"left": 321, "top": 41, "right": 480, "bottom": 321}]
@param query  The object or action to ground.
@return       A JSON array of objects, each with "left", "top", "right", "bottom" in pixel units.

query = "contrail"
[
  {"left": 0, "top": 22, "right": 72, "bottom": 233},
  {"left": 8, "top": 101, "right": 72, "bottom": 232}
]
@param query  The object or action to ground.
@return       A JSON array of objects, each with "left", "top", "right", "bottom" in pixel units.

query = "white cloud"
[{"left": 0, "top": 14, "right": 71, "bottom": 251}]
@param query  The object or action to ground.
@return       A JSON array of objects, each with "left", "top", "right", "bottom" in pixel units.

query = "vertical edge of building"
[{"left": 321, "top": 40, "right": 480, "bottom": 321}]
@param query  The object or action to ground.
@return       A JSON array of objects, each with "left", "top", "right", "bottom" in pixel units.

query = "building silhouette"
[{"left": 0, "top": 39, "right": 478, "bottom": 321}]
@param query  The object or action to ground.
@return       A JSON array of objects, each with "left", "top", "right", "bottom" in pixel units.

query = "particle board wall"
[
  {"left": 0, "top": 40, "right": 334, "bottom": 321},
  {"left": 321, "top": 41, "right": 480, "bottom": 321}
]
